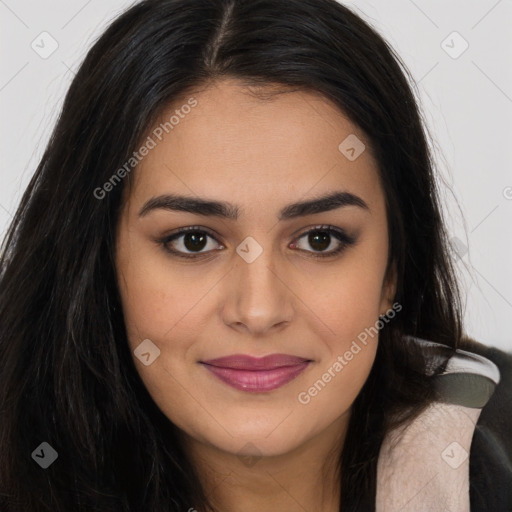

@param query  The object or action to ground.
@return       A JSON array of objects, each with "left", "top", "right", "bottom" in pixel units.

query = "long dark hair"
[{"left": 0, "top": 0, "right": 463, "bottom": 510}]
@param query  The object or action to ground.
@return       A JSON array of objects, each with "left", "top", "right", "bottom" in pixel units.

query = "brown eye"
[
  {"left": 159, "top": 227, "right": 223, "bottom": 258},
  {"left": 158, "top": 225, "right": 355, "bottom": 260},
  {"left": 181, "top": 232, "right": 208, "bottom": 252},
  {"left": 292, "top": 226, "right": 356, "bottom": 258}
]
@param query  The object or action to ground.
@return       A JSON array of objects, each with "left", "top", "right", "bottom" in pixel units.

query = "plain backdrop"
[{"left": 1, "top": 0, "right": 511, "bottom": 351}]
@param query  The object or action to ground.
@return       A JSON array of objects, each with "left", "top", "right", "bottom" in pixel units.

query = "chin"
[{"left": 202, "top": 421, "right": 311, "bottom": 459}]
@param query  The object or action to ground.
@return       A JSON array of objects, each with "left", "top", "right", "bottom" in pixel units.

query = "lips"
[
  {"left": 200, "top": 354, "right": 312, "bottom": 392},
  {"left": 202, "top": 353, "right": 311, "bottom": 370}
]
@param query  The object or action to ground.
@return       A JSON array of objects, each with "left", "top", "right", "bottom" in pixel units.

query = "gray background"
[{"left": 1, "top": 0, "right": 511, "bottom": 351}]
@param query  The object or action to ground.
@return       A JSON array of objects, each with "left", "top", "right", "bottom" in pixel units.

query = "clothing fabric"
[{"left": 375, "top": 336, "right": 512, "bottom": 512}]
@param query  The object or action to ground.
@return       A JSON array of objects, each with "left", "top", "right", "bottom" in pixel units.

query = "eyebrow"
[{"left": 138, "top": 190, "right": 370, "bottom": 220}]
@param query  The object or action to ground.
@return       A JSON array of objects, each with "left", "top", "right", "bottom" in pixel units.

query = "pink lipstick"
[{"left": 200, "top": 354, "right": 311, "bottom": 392}]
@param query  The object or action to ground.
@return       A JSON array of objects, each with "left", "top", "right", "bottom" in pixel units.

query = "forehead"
[{"left": 125, "top": 79, "right": 384, "bottom": 217}]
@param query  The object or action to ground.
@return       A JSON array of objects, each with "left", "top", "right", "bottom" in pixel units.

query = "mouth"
[{"left": 199, "top": 354, "right": 312, "bottom": 392}]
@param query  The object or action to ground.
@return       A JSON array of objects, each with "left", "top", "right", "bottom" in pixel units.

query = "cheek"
[
  {"left": 116, "top": 239, "right": 208, "bottom": 344},
  {"left": 296, "top": 326, "right": 378, "bottom": 426},
  {"left": 296, "top": 252, "right": 386, "bottom": 403},
  {"left": 308, "top": 263, "right": 387, "bottom": 351}
]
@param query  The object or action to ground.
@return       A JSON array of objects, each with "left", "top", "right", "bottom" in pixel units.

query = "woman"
[{"left": 0, "top": 0, "right": 510, "bottom": 510}]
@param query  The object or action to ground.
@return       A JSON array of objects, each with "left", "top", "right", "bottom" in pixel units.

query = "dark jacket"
[{"left": 460, "top": 338, "right": 512, "bottom": 511}]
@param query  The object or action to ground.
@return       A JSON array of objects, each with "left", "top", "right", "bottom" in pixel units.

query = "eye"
[
  {"left": 291, "top": 225, "right": 356, "bottom": 258},
  {"left": 157, "top": 224, "right": 356, "bottom": 260},
  {"left": 158, "top": 226, "right": 223, "bottom": 259}
]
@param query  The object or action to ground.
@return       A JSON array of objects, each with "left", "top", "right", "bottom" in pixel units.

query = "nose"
[{"left": 221, "top": 244, "right": 295, "bottom": 336}]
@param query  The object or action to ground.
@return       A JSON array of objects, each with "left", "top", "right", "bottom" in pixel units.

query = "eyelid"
[
  {"left": 292, "top": 225, "right": 356, "bottom": 258},
  {"left": 157, "top": 224, "right": 355, "bottom": 259}
]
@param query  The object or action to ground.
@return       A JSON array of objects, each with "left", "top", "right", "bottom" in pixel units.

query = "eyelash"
[{"left": 156, "top": 224, "right": 356, "bottom": 260}]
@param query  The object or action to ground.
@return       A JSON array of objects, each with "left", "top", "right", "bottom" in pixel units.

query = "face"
[{"left": 115, "top": 78, "right": 396, "bottom": 459}]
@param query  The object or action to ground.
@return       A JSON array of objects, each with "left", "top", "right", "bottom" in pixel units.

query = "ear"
[{"left": 379, "top": 260, "right": 397, "bottom": 316}]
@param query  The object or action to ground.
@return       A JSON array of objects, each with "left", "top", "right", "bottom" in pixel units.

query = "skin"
[{"left": 115, "top": 78, "right": 396, "bottom": 512}]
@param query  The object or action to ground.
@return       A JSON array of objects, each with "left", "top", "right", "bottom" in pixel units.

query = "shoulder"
[{"left": 458, "top": 337, "right": 512, "bottom": 511}]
